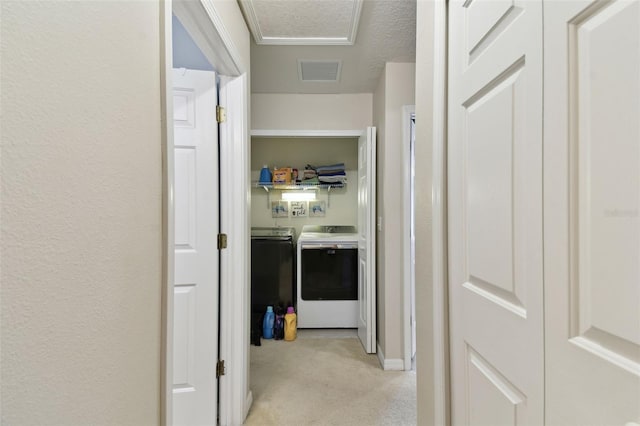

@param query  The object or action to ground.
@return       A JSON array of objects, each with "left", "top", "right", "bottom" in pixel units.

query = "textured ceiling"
[{"left": 246, "top": 0, "right": 416, "bottom": 94}]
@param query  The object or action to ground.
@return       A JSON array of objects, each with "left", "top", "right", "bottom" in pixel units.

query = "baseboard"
[
  {"left": 244, "top": 390, "right": 253, "bottom": 422},
  {"left": 376, "top": 343, "right": 405, "bottom": 371}
]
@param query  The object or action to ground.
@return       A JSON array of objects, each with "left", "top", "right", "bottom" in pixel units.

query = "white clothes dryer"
[{"left": 296, "top": 225, "right": 358, "bottom": 328}]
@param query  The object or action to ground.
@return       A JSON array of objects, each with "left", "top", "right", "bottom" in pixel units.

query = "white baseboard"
[
  {"left": 244, "top": 390, "right": 253, "bottom": 422},
  {"left": 376, "top": 343, "right": 405, "bottom": 371}
]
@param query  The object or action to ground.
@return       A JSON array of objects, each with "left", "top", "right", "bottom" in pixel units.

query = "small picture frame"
[
  {"left": 271, "top": 201, "right": 289, "bottom": 218},
  {"left": 290, "top": 201, "right": 308, "bottom": 218},
  {"left": 309, "top": 200, "right": 326, "bottom": 217}
]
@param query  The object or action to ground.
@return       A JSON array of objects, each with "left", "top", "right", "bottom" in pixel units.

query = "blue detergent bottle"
[
  {"left": 262, "top": 306, "right": 275, "bottom": 339},
  {"left": 259, "top": 165, "right": 271, "bottom": 184}
]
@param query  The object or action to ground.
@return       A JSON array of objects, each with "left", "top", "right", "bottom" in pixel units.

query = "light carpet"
[{"left": 245, "top": 331, "right": 417, "bottom": 425}]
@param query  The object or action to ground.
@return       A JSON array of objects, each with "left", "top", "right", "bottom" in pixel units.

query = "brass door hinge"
[
  {"left": 217, "top": 233, "right": 227, "bottom": 250},
  {"left": 216, "top": 359, "right": 226, "bottom": 378},
  {"left": 216, "top": 105, "right": 226, "bottom": 123}
]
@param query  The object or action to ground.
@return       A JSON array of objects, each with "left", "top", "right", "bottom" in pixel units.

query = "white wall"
[
  {"left": 1, "top": 2, "right": 162, "bottom": 424},
  {"left": 252, "top": 93, "right": 373, "bottom": 130},
  {"left": 1, "top": 1, "right": 253, "bottom": 424},
  {"left": 373, "top": 62, "right": 416, "bottom": 362},
  {"left": 251, "top": 138, "right": 358, "bottom": 237}
]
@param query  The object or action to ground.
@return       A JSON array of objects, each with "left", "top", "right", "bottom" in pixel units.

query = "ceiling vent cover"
[{"left": 298, "top": 60, "right": 342, "bottom": 82}]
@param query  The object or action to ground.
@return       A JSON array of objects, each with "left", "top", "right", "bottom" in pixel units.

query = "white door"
[
  {"left": 172, "top": 68, "right": 219, "bottom": 426},
  {"left": 358, "top": 127, "right": 376, "bottom": 354},
  {"left": 448, "top": 1, "right": 544, "bottom": 424},
  {"left": 544, "top": 1, "right": 640, "bottom": 424}
]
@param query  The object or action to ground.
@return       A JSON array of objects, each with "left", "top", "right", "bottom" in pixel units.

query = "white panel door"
[
  {"left": 358, "top": 127, "right": 376, "bottom": 354},
  {"left": 544, "top": 1, "right": 640, "bottom": 424},
  {"left": 448, "top": 1, "right": 543, "bottom": 424},
  {"left": 172, "top": 68, "right": 219, "bottom": 426}
]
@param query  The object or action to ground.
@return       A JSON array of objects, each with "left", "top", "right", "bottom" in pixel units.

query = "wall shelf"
[
  {"left": 252, "top": 181, "right": 346, "bottom": 207},
  {"left": 253, "top": 182, "right": 344, "bottom": 191}
]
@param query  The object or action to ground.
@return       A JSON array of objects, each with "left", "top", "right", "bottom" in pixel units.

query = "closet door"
[
  {"left": 358, "top": 126, "right": 377, "bottom": 354},
  {"left": 544, "top": 1, "right": 640, "bottom": 424},
  {"left": 447, "top": 1, "right": 544, "bottom": 424}
]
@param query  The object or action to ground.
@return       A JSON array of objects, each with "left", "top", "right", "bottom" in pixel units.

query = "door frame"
[
  {"left": 414, "top": 0, "right": 450, "bottom": 424},
  {"left": 160, "top": 1, "right": 249, "bottom": 424},
  {"left": 432, "top": 1, "right": 449, "bottom": 424},
  {"left": 250, "top": 129, "right": 375, "bottom": 351},
  {"left": 402, "top": 105, "right": 416, "bottom": 370}
]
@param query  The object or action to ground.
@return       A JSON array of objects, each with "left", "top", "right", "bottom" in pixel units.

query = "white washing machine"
[{"left": 297, "top": 225, "right": 358, "bottom": 328}]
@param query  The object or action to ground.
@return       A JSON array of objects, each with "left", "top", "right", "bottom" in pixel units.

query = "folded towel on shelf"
[
  {"left": 316, "top": 171, "right": 346, "bottom": 177},
  {"left": 304, "top": 163, "right": 346, "bottom": 184},
  {"left": 315, "top": 163, "right": 345, "bottom": 175},
  {"left": 301, "top": 176, "right": 320, "bottom": 184},
  {"left": 318, "top": 174, "right": 347, "bottom": 184},
  {"left": 302, "top": 169, "right": 317, "bottom": 179}
]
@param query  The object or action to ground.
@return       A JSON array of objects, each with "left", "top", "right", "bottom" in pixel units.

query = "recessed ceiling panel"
[{"left": 240, "top": 0, "right": 363, "bottom": 45}]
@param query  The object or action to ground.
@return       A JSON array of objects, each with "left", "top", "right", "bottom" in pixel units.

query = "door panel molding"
[
  {"left": 466, "top": 2, "right": 524, "bottom": 65},
  {"left": 566, "top": 0, "right": 640, "bottom": 378}
]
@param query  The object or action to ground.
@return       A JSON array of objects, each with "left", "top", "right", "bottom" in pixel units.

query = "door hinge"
[
  {"left": 216, "top": 359, "right": 226, "bottom": 378},
  {"left": 217, "top": 233, "right": 228, "bottom": 250},
  {"left": 216, "top": 105, "right": 226, "bottom": 123}
]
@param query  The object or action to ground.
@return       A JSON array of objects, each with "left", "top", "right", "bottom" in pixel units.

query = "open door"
[
  {"left": 448, "top": 1, "right": 544, "bottom": 423},
  {"left": 172, "top": 68, "right": 220, "bottom": 425},
  {"left": 358, "top": 127, "right": 377, "bottom": 354},
  {"left": 544, "top": 1, "right": 640, "bottom": 424}
]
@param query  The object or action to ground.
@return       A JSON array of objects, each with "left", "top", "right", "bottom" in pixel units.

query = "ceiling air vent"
[{"left": 298, "top": 60, "right": 342, "bottom": 82}]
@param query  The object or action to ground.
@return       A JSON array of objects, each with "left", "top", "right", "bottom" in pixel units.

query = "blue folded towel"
[{"left": 315, "top": 163, "right": 345, "bottom": 175}]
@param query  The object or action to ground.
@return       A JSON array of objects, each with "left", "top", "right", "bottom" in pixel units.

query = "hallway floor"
[{"left": 244, "top": 330, "right": 417, "bottom": 426}]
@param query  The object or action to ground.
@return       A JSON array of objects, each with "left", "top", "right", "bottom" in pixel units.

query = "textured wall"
[{"left": 1, "top": 2, "right": 162, "bottom": 424}]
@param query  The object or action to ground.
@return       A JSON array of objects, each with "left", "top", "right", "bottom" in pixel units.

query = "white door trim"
[
  {"left": 161, "top": 1, "right": 249, "bottom": 425},
  {"left": 172, "top": 0, "right": 245, "bottom": 76},
  {"left": 432, "top": 0, "right": 450, "bottom": 424},
  {"left": 415, "top": 0, "right": 450, "bottom": 419},
  {"left": 251, "top": 129, "right": 363, "bottom": 138},
  {"left": 402, "top": 104, "right": 416, "bottom": 371},
  {"left": 160, "top": 3, "right": 175, "bottom": 424}
]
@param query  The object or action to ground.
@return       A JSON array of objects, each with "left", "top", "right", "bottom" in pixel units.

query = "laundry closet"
[
  {"left": 248, "top": 91, "right": 378, "bottom": 357},
  {"left": 250, "top": 136, "right": 361, "bottom": 342}
]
